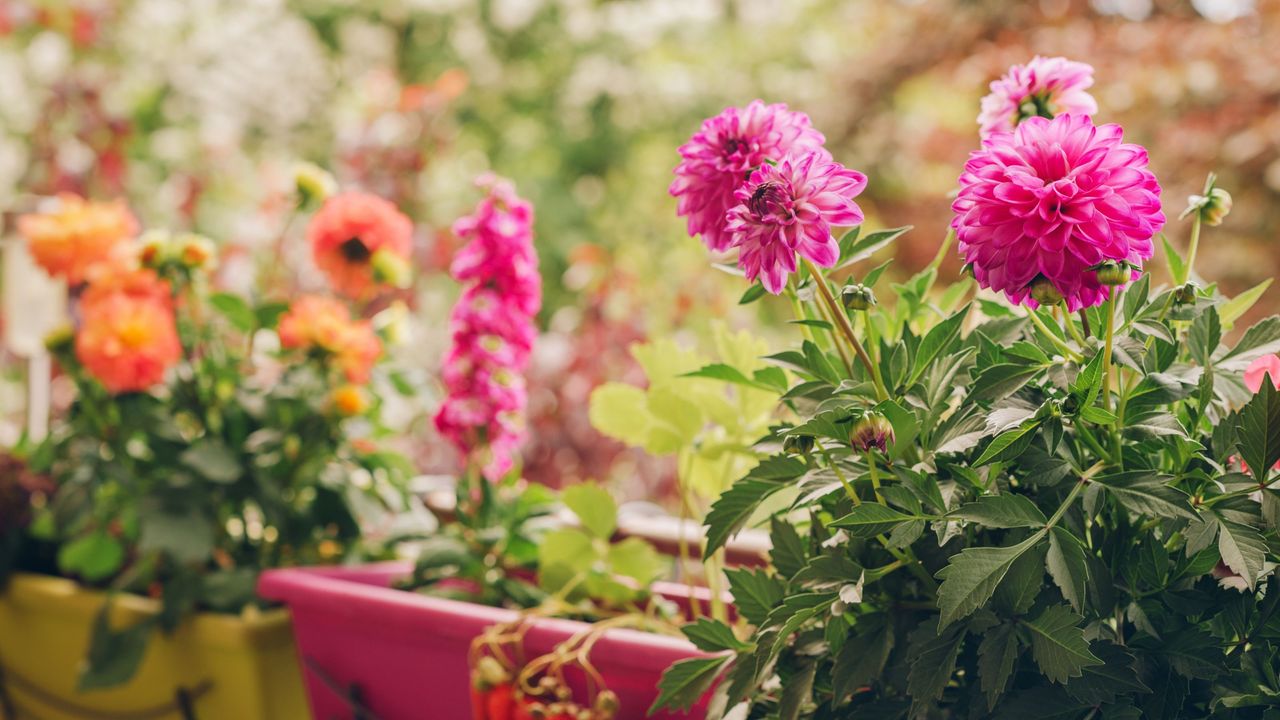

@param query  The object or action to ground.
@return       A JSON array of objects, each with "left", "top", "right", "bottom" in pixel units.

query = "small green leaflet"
[
  {"left": 830, "top": 504, "right": 922, "bottom": 537},
  {"left": 1091, "top": 472, "right": 1198, "bottom": 521},
  {"left": 1220, "top": 278, "right": 1272, "bottom": 329},
  {"left": 974, "top": 421, "right": 1041, "bottom": 466},
  {"left": 1161, "top": 233, "right": 1187, "bottom": 285},
  {"left": 951, "top": 494, "right": 1047, "bottom": 528},
  {"left": 936, "top": 534, "right": 1044, "bottom": 628},
  {"left": 977, "top": 622, "right": 1020, "bottom": 710},
  {"left": 681, "top": 618, "right": 751, "bottom": 653},
  {"left": 724, "top": 567, "right": 786, "bottom": 627},
  {"left": 907, "top": 305, "right": 970, "bottom": 388},
  {"left": 1216, "top": 518, "right": 1267, "bottom": 591},
  {"left": 1023, "top": 605, "right": 1103, "bottom": 684},
  {"left": 1047, "top": 527, "right": 1089, "bottom": 614},
  {"left": 649, "top": 656, "right": 732, "bottom": 714}
]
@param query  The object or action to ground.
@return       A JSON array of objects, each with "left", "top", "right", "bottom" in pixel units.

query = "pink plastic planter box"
[{"left": 258, "top": 563, "right": 715, "bottom": 720}]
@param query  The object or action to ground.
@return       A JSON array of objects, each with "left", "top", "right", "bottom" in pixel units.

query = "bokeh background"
[{"left": 1, "top": 0, "right": 1275, "bottom": 503}]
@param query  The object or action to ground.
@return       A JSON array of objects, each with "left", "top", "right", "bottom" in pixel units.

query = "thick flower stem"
[
  {"left": 926, "top": 227, "right": 956, "bottom": 274},
  {"left": 1101, "top": 290, "right": 1119, "bottom": 412},
  {"left": 1060, "top": 303, "right": 1089, "bottom": 349},
  {"left": 1184, "top": 213, "right": 1203, "bottom": 283},
  {"left": 1024, "top": 307, "right": 1083, "bottom": 362},
  {"left": 675, "top": 450, "right": 701, "bottom": 621},
  {"left": 809, "top": 292, "right": 854, "bottom": 377},
  {"left": 802, "top": 258, "right": 888, "bottom": 400}
]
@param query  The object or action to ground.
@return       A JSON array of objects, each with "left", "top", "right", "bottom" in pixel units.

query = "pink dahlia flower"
[
  {"left": 978, "top": 56, "right": 1098, "bottom": 138},
  {"left": 1244, "top": 354, "right": 1280, "bottom": 394},
  {"left": 952, "top": 114, "right": 1164, "bottom": 312},
  {"left": 724, "top": 152, "right": 867, "bottom": 295},
  {"left": 434, "top": 175, "right": 541, "bottom": 481},
  {"left": 671, "top": 100, "right": 827, "bottom": 252}
]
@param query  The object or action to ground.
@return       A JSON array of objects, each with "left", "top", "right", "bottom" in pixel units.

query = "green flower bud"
[
  {"left": 1201, "top": 187, "right": 1232, "bottom": 226},
  {"left": 840, "top": 283, "right": 877, "bottom": 311},
  {"left": 370, "top": 248, "right": 412, "bottom": 289},
  {"left": 1027, "top": 276, "right": 1063, "bottom": 306},
  {"left": 1094, "top": 260, "right": 1132, "bottom": 287},
  {"left": 1174, "top": 281, "right": 1198, "bottom": 306},
  {"left": 294, "top": 162, "right": 337, "bottom": 210},
  {"left": 783, "top": 434, "right": 815, "bottom": 456},
  {"left": 44, "top": 323, "right": 75, "bottom": 354},
  {"left": 850, "top": 412, "right": 894, "bottom": 454}
]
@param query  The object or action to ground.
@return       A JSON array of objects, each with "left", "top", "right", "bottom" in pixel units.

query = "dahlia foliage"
[
  {"left": 435, "top": 175, "right": 542, "bottom": 481},
  {"left": 648, "top": 59, "right": 1280, "bottom": 720}
]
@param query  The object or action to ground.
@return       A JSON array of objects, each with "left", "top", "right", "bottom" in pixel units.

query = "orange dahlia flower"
[
  {"left": 278, "top": 295, "right": 382, "bottom": 384},
  {"left": 307, "top": 192, "right": 413, "bottom": 300},
  {"left": 75, "top": 291, "right": 181, "bottom": 394},
  {"left": 17, "top": 194, "right": 139, "bottom": 286}
]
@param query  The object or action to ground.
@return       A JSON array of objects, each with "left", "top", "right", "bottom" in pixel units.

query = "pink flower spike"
[
  {"left": 978, "top": 56, "right": 1098, "bottom": 138},
  {"left": 725, "top": 152, "right": 867, "bottom": 295},
  {"left": 952, "top": 114, "right": 1164, "bottom": 312},
  {"left": 671, "top": 100, "right": 827, "bottom": 252},
  {"left": 1245, "top": 354, "right": 1280, "bottom": 394}
]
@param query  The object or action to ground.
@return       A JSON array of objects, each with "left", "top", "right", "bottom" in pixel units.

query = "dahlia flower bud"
[
  {"left": 294, "top": 161, "right": 337, "bottom": 210},
  {"left": 1093, "top": 261, "right": 1132, "bottom": 287},
  {"left": 1027, "top": 276, "right": 1064, "bottom": 307},
  {"left": 44, "top": 323, "right": 75, "bottom": 354},
  {"left": 841, "top": 283, "right": 877, "bottom": 311},
  {"left": 850, "top": 412, "right": 894, "bottom": 454},
  {"left": 330, "top": 385, "right": 368, "bottom": 416},
  {"left": 783, "top": 434, "right": 815, "bottom": 456},
  {"left": 1201, "top": 188, "right": 1232, "bottom": 226},
  {"left": 1174, "top": 281, "right": 1199, "bottom": 306},
  {"left": 178, "top": 234, "right": 217, "bottom": 270},
  {"left": 138, "top": 230, "right": 172, "bottom": 268}
]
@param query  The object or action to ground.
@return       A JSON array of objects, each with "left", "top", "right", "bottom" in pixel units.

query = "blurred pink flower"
[
  {"left": 724, "top": 152, "right": 866, "bottom": 294},
  {"left": 978, "top": 56, "right": 1098, "bottom": 138},
  {"left": 1244, "top": 354, "right": 1280, "bottom": 393},
  {"left": 671, "top": 100, "right": 827, "bottom": 252},
  {"left": 434, "top": 175, "right": 541, "bottom": 481},
  {"left": 952, "top": 114, "right": 1164, "bottom": 312}
]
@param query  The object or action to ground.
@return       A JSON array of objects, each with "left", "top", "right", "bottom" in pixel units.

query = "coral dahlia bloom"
[
  {"left": 75, "top": 292, "right": 181, "bottom": 394},
  {"left": 724, "top": 152, "right": 867, "bottom": 295},
  {"left": 952, "top": 114, "right": 1164, "bottom": 312},
  {"left": 18, "top": 194, "right": 139, "bottom": 286},
  {"left": 307, "top": 192, "right": 413, "bottom": 299},
  {"left": 672, "top": 100, "right": 827, "bottom": 252},
  {"left": 978, "top": 56, "right": 1098, "bottom": 138},
  {"left": 278, "top": 295, "right": 382, "bottom": 384}
]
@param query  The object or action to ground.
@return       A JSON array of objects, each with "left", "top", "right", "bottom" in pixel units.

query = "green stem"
[
  {"left": 802, "top": 258, "right": 888, "bottom": 400},
  {"left": 1025, "top": 307, "right": 1083, "bottom": 362},
  {"left": 866, "top": 449, "right": 885, "bottom": 505},
  {"left": 1060, "top": 303, "right": 1089, "bottom": 350},
  {"left": 1184, "top": 213, "right": 1202, "bottom": 284},
  {"left": 1046, "top": 462, "right": 1105, "bottom": 529},
  {"left": 811, "top": 291, "right": 854, "bottom": 377},
  {"left": 675, "top": 449, "right": 701, "bottom": 621},
  {"left": 926, "top": 227, "right": 956, "bottom": 274}
]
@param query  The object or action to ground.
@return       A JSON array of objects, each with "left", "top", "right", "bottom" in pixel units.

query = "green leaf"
[
  {"left": 769, "top": 517, "right": 807, "bottom": 579},
  {"left": 1238, "top": 378, "right": 1280, "bottom": 482},
  {"left": 1064, "top": 643, "right": 1151, "bottom": 705},
  {"left": 994, "top": 541, "right": 1047, "bottom": 615},
  {"left": 58, "top": 532, "right": 125, "bottom": 582},
  {"left": 975, "top": 421, "right": 1040, "bottom": 467},
  {"left": 562, "top": 482, "right": 617, "bottom": 539},
  {"left": 971, "top": 363, "right": 1042, "bottom": 403},
  {"left": 1161, "top": 234, "right": 1187, "bottom": 285},
  {"left": 1217, "top": 519, "right": 1267, "bottom": 591},
  {"left": 906, "top": 619, "right": 966, "bottom": 703},
  {"left": 1023, "top": 605, "right": 1103, "bottom": 684},
  {"left": 830, "top": 503, "right": 920, "bottom": 537},
  {"left": 179, "top": 439, "right": 242, "bottom": 484},
  {"left": 537, "top": 527, "right": 596, "bottom": 593},
  {"left": 1092, "top": 471, "right": 1198, "bottom": 521},
  {"left": 1222, "top": 315, "right": 1280, "bottom": 364},
  {"left": 836, "top": 225, "right": 912, "bottom": 270},
  {"left": 977, "top": 622, "right": 1020, "bottom": 710},
  {"left": 209, "top": 292, "right": 256, "bottom": 332},
  {"left": 1080, "top": 406, "right": 1118, "bottom": 424},
  {"left": 738, "top": 282, "right": 767, "bottom": 305},
  {"left": 777, "top": 660, "right": 817, "bottom": 720},
  {"left": 606, "top": 537, "right": 667, "bottom": 587},
  {"left": 681, "top": 618, "right": 751, "bottom": 653},
  {"left": 703, "top": 457, "right": 805, "bottom": 555},
  {"left": 138, "top": 509, "right": 214, "bottom": 564},
  {"left": 1047, "top": 527, "right": 1089, "bottom": 614},
  {"left": 936, "top": 534, "right": 1044, "bottom": 628},
  {"left": 832, "top": 618, "right": 894, "bottom": 701},
  {"left": 725, "top": 567, "right": 786, "bottom": 627},
  {"left": 765, "top": 593, "right": 837, "bottom": 655},
  {"left": 908, "top": 305, "right": 969, "bottom": 387},
  {"left": 648, "top": 656, "right": 731, "bottom": 714},
  {"left": 951, "top": 494, "right": 1046, "bottom": 528},
  {"left": 588, "top": 383, "right": 650, "bottom": 447},
  {"left": 1189, "top": 306, "right": 1222, "bottom": 367},
  {"left": 1220, "top": 278, "right": 1273, "bottom": 329},
  {"left": 78, "top": 606, "right": 156, "bottom": 690}
]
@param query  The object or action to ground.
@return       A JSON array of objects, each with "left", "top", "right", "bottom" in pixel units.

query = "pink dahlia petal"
[
  {"left": 952, "top": 114, "right": 1163, "bottom": 312},
  {"left": 977, "top": 56, "right": 1098, "bottom": 138},
  {"left": 1245, "top": 354, "right": 1280, "bottom": 394},
  {"left": 671, "top": 101, "right": 827, "bottom": 251}
]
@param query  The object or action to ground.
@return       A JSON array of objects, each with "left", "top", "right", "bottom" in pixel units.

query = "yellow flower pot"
[{"left": 0, "top": 573, "right": 307, "bottom": 720}]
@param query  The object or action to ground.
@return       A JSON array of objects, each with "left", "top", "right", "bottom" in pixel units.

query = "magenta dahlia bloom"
[
  {"left": 724, "top": 152, "right": 867, "bottom": 295},
  {"left": 434, "top": 175, "right": 541, "bottom": 481},
  {"left": 952, "top": 114, "right": 1165, "bottom": 312},
  {"left": 671, "top": 100, "right": 827, "bottom": 252},
  {"left": 978, "top": 56, "right": 1098, "bottom": 138}
]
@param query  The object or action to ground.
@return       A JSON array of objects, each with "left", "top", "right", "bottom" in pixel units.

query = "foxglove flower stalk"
[
  {"left": 977, "top": 56, "right": 1098, "bottom": 138},
  {"left": 724, "top": 152, "right": 867, "bottom": 294},
  {"left": 671, "top": 101, "right": 827, "bottom": 252},
  {"left": 434, "top": 176, "right": 541, "bottom": 481},
  {"left": 952, "top": 114, "right": 1164, "bottom": 312}
]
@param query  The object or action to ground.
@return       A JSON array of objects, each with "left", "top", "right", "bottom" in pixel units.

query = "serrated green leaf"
[
  {"left": 936, "top": 534, "right": 1044, "bottom": 628},
  {"left": 725, "top": 567, "right": 786, "bottom": 627},
  {"left": 1092, "top": 471, "right": 1198, "bottom": 521},
  {"left": 769, "top": 517, "right": 807, "bottom": 578},
  {"left": 832, "top": 618, "right": 893, "bottom": 701},
  {"left": 648, "top": 656, "right": 731, "bottom": 714},
  {"left": 830, "top": 503, "right": 920, "bottom": 537},
  {"left": 906, "top": 619, "right": 966, "bottom": 703},
  {"left": 1024, "top": 605, "right": 1102, "bottom": 684},
  {"left": 907, "top": 305, "right": 969, "bottom": 387},
  {"left": 975, "top": 421, "right": 1040, "bottom": 466},
  {"left": 1220, "top": 278, "right": 1273, "bottom": 329},
  {"left": 1238, "top": 378, "right": 1280, "bottom": 482},
  {"left": 1217, "top": 518, "right": 1266, "bottom": 591},
  {"left": 951, "top": 494, "right": 1046, "bottom": 528},
  {"left": 1047, "top": 527, "right": 1089, "bottom": 614},
  {"left": 1161, "top": 233, "right": 1187, "bottom": 285},
  {"left": 681, "top": 618, "right": 751, "bottom": 653},
  {"left": 1064, "top": 643, "right": 1151, "bottom": 705},
  {"left": 606, "top": 537, "right": 667, "bottom": 587},
  {"left": 977, "top": 622, "right": 1020, "bottom": 710}
]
